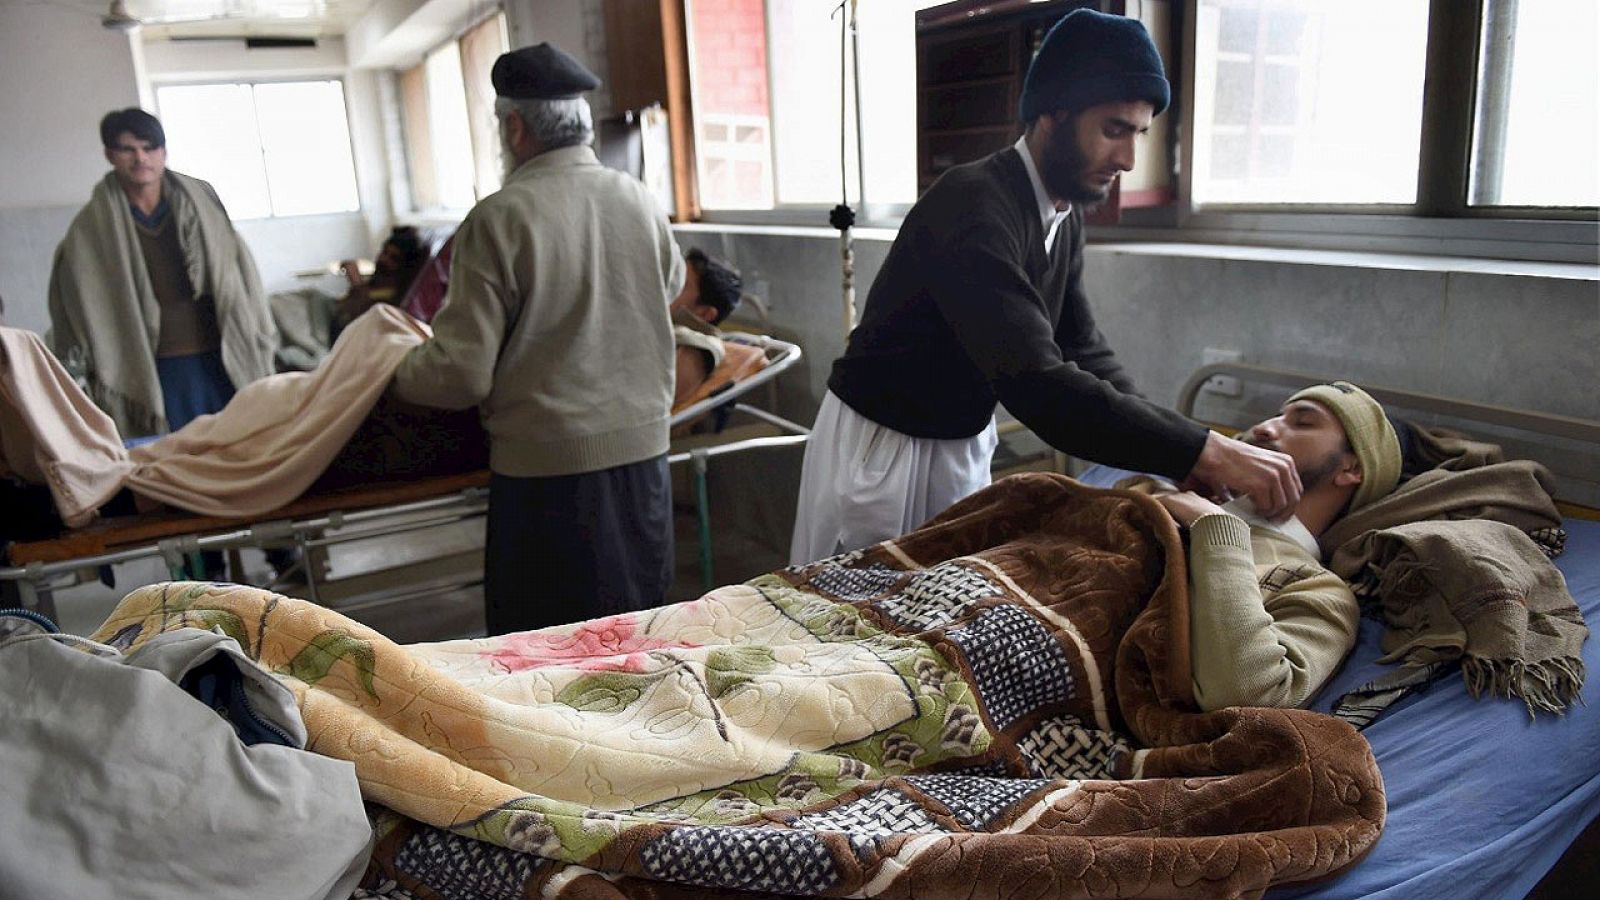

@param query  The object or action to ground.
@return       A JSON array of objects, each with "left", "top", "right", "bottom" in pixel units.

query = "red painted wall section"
[{"left": 690, "top": 0, "right": 770, "bottom": 117}]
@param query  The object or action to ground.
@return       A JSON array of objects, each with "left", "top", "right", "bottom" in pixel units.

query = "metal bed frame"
[{"left": 0, "top": 334, "right": 807, "bottom": 622}]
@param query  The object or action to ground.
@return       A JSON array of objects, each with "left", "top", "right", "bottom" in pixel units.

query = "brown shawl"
[{"left": 1327, "top": 456, "right": 1586, "bottom": 715}]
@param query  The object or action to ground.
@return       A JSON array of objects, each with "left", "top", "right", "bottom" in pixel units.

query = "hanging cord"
[{"left": 829, "top": 0, "right": 858, "bottom": 336}]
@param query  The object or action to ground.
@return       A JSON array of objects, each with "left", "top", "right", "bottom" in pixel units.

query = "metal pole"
[{"left": 692, "top": 449, "right": 714, "bottom": 592}]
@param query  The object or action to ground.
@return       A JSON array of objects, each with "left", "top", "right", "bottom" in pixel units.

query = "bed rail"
[
  {"left": 1178, "top": 362, "right": 1600, "bottom": 445},
  {"left": 668, "top": 333, "right": 803, "bottom": 428}
]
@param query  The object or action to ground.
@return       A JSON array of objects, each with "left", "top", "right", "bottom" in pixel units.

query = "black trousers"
[{"left": 483, "top": 455, "right": 673, "bottom": 635}]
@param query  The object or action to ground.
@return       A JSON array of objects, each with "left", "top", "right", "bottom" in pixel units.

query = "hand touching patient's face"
[{"left": 1240, "top": 399, "right": 1358, "bottom": 491}]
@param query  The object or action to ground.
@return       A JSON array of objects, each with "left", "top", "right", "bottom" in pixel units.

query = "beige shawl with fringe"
[
  {"left": 47, "top": 170, "right": 277, "bottom": 437},
  {"left": 1327, "top": 458, "right": 1587, "bottom": 715}
]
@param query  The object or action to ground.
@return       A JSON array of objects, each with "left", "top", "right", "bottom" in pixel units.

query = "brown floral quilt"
[{"left": 92, "top": 473, "right": 1383, "bottom": 898}]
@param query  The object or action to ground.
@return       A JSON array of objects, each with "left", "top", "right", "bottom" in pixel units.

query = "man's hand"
[
  {"left": 1185, "top": 431, "right": 1302, "bottom": 520},
  {"left": 339, "top": 259, "right": 364, "bottom": 287},
  {"left": 1155, "top": 491, "right": 1226, "bottom": 528}
]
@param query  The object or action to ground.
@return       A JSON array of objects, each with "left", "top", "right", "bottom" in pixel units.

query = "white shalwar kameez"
[{"left": 788, "top": 391, "right": 997, "bottom": 565}]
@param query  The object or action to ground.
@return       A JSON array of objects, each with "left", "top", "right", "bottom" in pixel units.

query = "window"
[
  {"left": 1191, "top": 0, "right": 1429, "bottom": 206},
  {"left": 156, "top": 80, "right": 360, "bottom": 220},
  {"left": 1190, "top": 0, "right": 1599, "bottom": 215},
  {"left": 1469, "top": 0, "right": 1599, "bottom": 208},
  {"left": 399, "top": 12, "right": 510, "bottom": 212},
  {"left": 684, "top": 0, "right": 939, "bottom": 214}
]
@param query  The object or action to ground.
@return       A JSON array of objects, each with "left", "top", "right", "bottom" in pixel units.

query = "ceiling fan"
[
  {"left": 98, "top": 0, "right": 325, "bottom": 33},
  {"left": 101, "top": 0, "right": 233, "bottom": 32},
  {"left": 94, "top": 0, "right": 326, "bottom": 46}
]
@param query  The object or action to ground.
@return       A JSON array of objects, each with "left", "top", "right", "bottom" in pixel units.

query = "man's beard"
[
  {"left": 1241, "top": 435, "right": 1346, "bottom": 492},
  {"left": 1039, "top": 116, "right": 1111, "bottom": 209},
  {"left": 500, "top": 124, "right": 519, "bottom": 181},
  {"left": 1296, "top": 450, "right": 1346, "bottom": 491}
]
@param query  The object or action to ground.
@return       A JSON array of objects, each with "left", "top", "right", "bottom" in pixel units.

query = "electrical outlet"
[{"left": 1201, "top": 347, "right": 1242, "bottom": 397}]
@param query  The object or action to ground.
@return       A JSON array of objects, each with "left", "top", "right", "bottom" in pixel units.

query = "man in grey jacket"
[{"left": 392, "top": 44, "right": 684, "bottom": 634}]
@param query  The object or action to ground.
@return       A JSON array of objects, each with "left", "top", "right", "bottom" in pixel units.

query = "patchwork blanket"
[{"left": 91, "top": 475, "right": 1384, "bottom": 898}]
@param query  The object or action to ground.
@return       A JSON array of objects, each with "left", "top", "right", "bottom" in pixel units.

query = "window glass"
[
  {"left": 253, "top": 81, "right": 360, "bottom": 217},
  {"left": 1470, "top": 0, "right": 1599, "bottom": 207},
  {"left": 155, "top": 83, "right": 273, "bottom": 219},
  {"left": 424, "top": 42, "right": 478, "bottom": 210},
  {"left": 399, "top": 63, "right": 438, "bottom": 210},
  {"left": 1191, "top": 0, "right": 1429, "bottom": 206},
  {"left": 459, "top": 13, "right": 510, "bottom": 201},
  {"left": 685, "top": 0, "right": 941, "bottom": 211},
  {"left": 686, "top": 0, "right": 775, "bottom": 209},
  {"left": 157, "top": 80, "right": 359, "bottom": 219}
]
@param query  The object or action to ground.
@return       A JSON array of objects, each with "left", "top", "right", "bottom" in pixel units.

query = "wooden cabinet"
[
  {"left": 916, "top": 0, "right": 1175, "bottom": 223},
  {"left": 916, "top": 0, "right": 1102, "bottom": 195}
]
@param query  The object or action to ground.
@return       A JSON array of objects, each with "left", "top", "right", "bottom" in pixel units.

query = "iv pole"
[{"left": 829, "top": 0, "right": 864, "bottom": 338}]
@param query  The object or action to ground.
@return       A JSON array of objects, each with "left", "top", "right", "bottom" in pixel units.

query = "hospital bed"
[
  {"left": 0, "top": 333, "right": 805, "bottom": 623},
  {"left": 1080, "top": 361, "right": 1600, "bottom": 900}
]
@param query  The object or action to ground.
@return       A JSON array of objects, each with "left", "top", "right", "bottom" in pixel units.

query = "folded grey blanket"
[{"left": 0, "top": 614, "right": 370, "bottom": 899}]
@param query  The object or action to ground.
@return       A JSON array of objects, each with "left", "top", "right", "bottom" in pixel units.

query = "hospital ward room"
[{"left": 3, "top": 1, "right": 1599, "bottom": 898}]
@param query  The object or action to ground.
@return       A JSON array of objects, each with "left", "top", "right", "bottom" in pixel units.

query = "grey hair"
[{"left": 494, "top": 95, "right": 594, "bottom": 151}]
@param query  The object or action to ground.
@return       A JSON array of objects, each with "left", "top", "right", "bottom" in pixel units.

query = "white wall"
[
  {"left": 0, "top": 5, "right": 141, "bottom": 209},
  {"left": 141, "top": 35, "right": 349, "bottom": 80},
  {"left": 504, "top": 0, "right": 611, "bottom": 118},
  {"left": 0, "top": 3, "right": 143, "bottom": 333}
]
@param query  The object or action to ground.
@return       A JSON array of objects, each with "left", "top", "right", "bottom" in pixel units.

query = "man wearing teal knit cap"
[{"left": 1126, "top": 381, "right": 1403, "bottom": 710}]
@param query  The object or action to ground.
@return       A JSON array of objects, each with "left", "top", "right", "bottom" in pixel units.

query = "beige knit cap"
[{"left": 1288, "top": 381, "right": 1401, "bottom": 512}]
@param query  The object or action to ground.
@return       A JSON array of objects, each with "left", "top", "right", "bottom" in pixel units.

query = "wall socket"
[{"left": 1201, "top": 347, "right": 1243, "bottom": 397}]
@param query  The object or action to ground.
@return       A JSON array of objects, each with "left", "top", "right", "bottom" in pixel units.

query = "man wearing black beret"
[
  {"left": 791, "top": 9, "right": 1303, "bottom": 563},
  {"left": 393, "top": 43, "right": 685, "bottom": 633}
]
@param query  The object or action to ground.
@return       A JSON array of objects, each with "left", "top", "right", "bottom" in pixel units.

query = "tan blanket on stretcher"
[{"left": 0, "top": 305, "right": 427, "bottom": 527}]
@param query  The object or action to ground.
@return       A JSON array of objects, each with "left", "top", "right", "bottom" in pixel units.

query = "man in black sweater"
[{"left": 791, "top": 9, "right": 1301, "bottom": 564}]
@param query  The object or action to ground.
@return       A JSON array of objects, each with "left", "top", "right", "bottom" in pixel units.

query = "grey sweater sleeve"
[{"left": 391, "top": 212, "right": 507, "bottom": 410}]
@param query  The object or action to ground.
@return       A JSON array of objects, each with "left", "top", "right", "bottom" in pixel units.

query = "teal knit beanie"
[{"left": 1019, "top": 9, "right": 1170, "bottom": 123}]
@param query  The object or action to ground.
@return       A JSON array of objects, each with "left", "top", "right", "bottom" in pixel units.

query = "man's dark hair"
[
  {"left": 685, "top": 247, "right": 741, "bottom": 325},
  {"left": 385, "top": 226, "right": 429, "bottom": 267},
  {"left": 99, "top": 108, "right": 165, "bottom": 150}
]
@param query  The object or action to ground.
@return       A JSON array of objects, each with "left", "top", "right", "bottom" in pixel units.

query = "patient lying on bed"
[
  {"left": 0, "top": 306, "right": 481, "bottom": 537},
  {"left": 1123, "top": 381, "right": 1404, "bottom": 710},
  {"left": 1, "top": 301, "right": 767, "bottom": 541}
]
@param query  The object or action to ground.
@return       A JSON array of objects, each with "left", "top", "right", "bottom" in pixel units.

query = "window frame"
[
  {"left": 684, "top": 0, "right": 929, "bottom": 228},
  {"left": 680, "top": 0, "right": 1598, "bottom": 262},
  {"left": 151, "top": 75, "right": 364, "bottom": 222},
  {"left": 396, "top": 7, "right": 509, "bottom": 217},
  {"left": 1153, "top": 0, "right": 1598, "bottom": 262}
]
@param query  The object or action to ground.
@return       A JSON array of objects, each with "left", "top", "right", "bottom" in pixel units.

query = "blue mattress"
[
  {"left": 1072, "top": 466, "right": 1600, "bottom": 898},
  {"left": 1278, "top": 514, "right": 1600, "bottom": 899}
]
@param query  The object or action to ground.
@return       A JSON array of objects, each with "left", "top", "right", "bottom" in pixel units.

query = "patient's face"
[
  {"left": 670, "top": 263, "right": 717, "bottom": 322},
  {"left": 104, "top": 132, "right": 166, "bottom": 190},
  {"left": 1242, "top": 399, "right": 1354, "bottom": 489}
]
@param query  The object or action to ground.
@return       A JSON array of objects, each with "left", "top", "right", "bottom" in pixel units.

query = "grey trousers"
[{"left": 484, "top": 454, "right": 673, "bottom": 634}]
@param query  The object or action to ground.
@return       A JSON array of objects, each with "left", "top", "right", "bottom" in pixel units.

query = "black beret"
[{"left": 491, "top": 43, "right": 601, "bottom": 100}]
